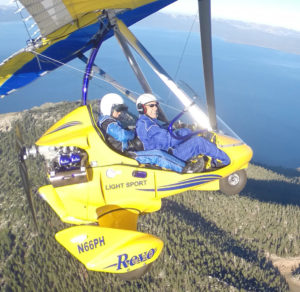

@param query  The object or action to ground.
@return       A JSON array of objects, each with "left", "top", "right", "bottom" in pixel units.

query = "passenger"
[
  {"left": 135, "top": 93, "right": 230, "bottom": 171},
  {"left": 98, "top": 93, "right": 135, "bottom": 152}
]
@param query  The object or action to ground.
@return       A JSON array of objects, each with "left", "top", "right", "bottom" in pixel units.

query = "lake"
[{"left": 1, "top": 22, "right": 300, "bottom": 169}]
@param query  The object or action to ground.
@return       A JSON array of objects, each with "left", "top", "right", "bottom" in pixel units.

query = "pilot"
[
  {"left": 135, "top": 93, "right": 230, "bottom": 169},
  {"left": 98, "top": 93, "right": 135, "bottom": 152}
]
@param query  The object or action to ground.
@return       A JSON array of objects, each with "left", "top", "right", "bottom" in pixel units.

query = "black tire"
[
  {"left": 117, "top": 263, "right": 153, "bottom": 281},
  {"left": 220, "top": 169, "right": 247, "bottom": 195}
]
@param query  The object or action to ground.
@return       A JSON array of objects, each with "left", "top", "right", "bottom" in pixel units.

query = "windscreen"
[{"left": 153, "top": 80, "right": 243, "bottom": 141}]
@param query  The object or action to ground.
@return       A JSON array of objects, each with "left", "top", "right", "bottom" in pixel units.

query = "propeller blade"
[
  {"left": 16, "top": 125, "right": 39, "bottom": 232},
  {"left": 15, "top": 124, "right": 24, "bottom": 153},
  {"left": 198, "top": 0, "right": 217, "bottom": 130}
]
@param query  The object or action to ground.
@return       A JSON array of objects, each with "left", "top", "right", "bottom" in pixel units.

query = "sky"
[
  {"left": 162, "top": 0, "right": 300, "bottom": 31},
  {"left": 1, "top": 0, "right": 300, "bottom": 31}
]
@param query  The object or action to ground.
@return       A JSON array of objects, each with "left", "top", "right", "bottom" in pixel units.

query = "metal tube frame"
[
  {"left": 114, "top": 26, "right": 152, "bottom": 94},
  {"left": 81, "top": 23, "right": 110, "bottom": 106},
  {"left": 114, "top": 18, "right": 212, "bottom": 130},
  {"left": 78, "top": 52, "right": 138, "bottom": 103}
]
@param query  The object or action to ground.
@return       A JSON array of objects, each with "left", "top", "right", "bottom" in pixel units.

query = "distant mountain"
[
  {"left": 1, "top": 6, "right": 300, "bottom": 55},
  {"left": 212, "top": 18, "right": 300, "bottom": 55},
  {"left": 137, "top": 12, "right": 300, "bottom": 55}
]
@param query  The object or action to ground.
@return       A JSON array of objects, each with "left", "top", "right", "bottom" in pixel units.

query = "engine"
[{"left": 37, "top": 146, "right": 88, "bottom": 187}]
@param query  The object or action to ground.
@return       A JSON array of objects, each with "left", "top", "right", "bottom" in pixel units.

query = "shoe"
[
  {"left": 183, "top": 156, "right": 205, "bottom": 173},
  {"left": 211, "top": 159, "right": 227, "bottom": 168}
]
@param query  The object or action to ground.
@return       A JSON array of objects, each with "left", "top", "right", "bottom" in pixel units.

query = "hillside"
[
  {"left": 0, "top": 101, "right": 299, "bottom": 291},
  {"left": 137, "top": 13, "right": 300, "bottom": 55}
]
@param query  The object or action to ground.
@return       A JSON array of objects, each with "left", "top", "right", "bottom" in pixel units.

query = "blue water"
[{"left": 1, "top": 22, "right": 300, "bottom": 169}]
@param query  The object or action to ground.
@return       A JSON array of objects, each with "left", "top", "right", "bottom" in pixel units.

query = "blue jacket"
[
  {"left": 136, "top": 115, "right": 191, "bottom": 152},
  {"left": 98, "top": 115, "right": 135, "bottom": 151},
  {"left": 136, "top": 114, "right": 230, "bottom": 164}
]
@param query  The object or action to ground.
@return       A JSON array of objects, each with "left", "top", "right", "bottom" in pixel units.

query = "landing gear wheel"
[
  {"left": 117, "top": 263, "right": 153, "bottom": 281},
  {"left": 220, "top": 169, "right": 247, "bottom": 195}
]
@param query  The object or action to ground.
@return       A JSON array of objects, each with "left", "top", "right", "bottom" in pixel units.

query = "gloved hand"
[
  {"left": 173, "top": 121, "right": 187, "bottom": 129},
  {"left": 186, "top": 123, "right": 197, "bottom": 131},
  {"left": 202, "top": 131, "right": 217, "bottom": 144}
]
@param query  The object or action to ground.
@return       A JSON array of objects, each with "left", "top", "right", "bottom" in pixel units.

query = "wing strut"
[
  {"left": 109, "top": 12, "right": 168, "bottom": 122},
  {"left": 198, "top": 0, "right": 217, "bottom": 130},
  {"left": 113, "top": 26, "right": 152, "bottom": 94},
  {"left": 114, "top": 18, "right": 212, "bottom": 130}
]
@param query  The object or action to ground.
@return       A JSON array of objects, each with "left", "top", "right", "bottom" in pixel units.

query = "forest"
[{"left": 0, "top": 100, "right": 299, "bottom": 291}]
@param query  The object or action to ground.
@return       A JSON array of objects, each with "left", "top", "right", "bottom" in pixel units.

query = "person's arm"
[
  {"left": 174, "top": 128, "right": 192, "bottom": 137},
  {"left": 145, "top": 122, "right": 172, "bottom": 150},
  {"left": 107, "top": 122, "right": 135, "bottom": 143}
]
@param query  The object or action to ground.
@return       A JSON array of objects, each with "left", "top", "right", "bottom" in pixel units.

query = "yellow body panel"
[
  {"left": 97, "top": 205, "right": 139, "bottom": 230},
  {"left": 100, "top": 165, "right": 155, "bottom": 204},
  {"left": 39, "top": 176, "right": 103, "bottom": 224},
  {"left": 194, "top": 178, "right": 220, "bottom": 191},
  {"left": 55, "top": 225, "right": 163, "bottom": 274},
  {"left": 36, "top": 105, "right": 252, "bottom": 225}
]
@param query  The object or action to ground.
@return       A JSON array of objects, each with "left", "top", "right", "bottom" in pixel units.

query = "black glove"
[{"left": 173, "top": 121, "right": 187, "bottom": 129}]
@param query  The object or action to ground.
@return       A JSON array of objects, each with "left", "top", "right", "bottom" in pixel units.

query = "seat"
[{"left": 93, "top": 111, "right": 185, "bottom": 173}]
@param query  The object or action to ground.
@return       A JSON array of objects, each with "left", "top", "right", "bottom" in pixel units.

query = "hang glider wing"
[{"left": 0, "top": 0, "right": 176, "bottom": 98}]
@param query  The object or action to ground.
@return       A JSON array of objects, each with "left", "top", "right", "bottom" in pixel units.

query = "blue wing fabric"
[{"left": 0, "top": 0, "right": 176, "bottom": 97}]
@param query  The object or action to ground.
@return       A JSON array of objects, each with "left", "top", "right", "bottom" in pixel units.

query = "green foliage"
[
  {"left": 1, "top": 101, "right": 299, "bottom": 291},
  {"left": 0, "top": 229, "right": 15, "bottom": 261}
]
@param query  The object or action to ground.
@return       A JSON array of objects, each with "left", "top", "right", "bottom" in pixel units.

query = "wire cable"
[{"left": 173, "top": 14, "right": 197, "bottom": 81}]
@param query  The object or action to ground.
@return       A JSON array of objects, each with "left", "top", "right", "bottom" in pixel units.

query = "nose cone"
[
  {"left": 236, "top": 143, "right": 253, "bottom": 167},
  {"left": 217, "top": 134, "right": 253, "bottom": 169}
]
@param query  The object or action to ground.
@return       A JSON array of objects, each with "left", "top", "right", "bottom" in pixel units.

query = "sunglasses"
[{"left": 146, "top": 102, "right": 159, "bottom": 108}]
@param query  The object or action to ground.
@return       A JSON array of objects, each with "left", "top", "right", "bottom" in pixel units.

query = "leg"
[{"left": 172, "top": 136, "right": 230, "bottom": 165}]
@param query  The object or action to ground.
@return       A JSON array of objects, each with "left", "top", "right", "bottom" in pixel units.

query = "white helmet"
[
  {"left": 100, "top": 93, "right": 127, "bottom": 116},
  {"left": 136, "top": 93, "right": 157, "bottom": 114}
]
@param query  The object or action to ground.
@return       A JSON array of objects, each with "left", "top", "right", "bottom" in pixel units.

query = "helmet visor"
[{"left": 112, "top": 104, "right": 128, "bottom": 112}]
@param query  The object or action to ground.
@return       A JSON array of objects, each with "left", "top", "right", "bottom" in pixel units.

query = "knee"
[
  {"left": 193, "top": 136, "right": 213, "bottom": 150},
  {"left": 222, "top": 153, "right": 230, "bottom": 165}
]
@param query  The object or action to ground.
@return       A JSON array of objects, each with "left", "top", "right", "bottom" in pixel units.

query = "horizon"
[
  {"left": 1, "top": 0, "right": 300, "bottom": 32},
  {"left": 162, "top": 0, "right": 300, "bottom": 32},
  {"left": 0, "top": 3, "right": 300, "bottom": 170}
]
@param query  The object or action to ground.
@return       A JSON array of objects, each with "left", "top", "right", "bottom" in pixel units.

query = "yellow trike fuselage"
[{"left": 37, "top": 105, "right": 252, "bottom": 226}]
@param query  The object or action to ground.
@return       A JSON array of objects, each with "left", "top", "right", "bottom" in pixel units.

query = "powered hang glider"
[{"left": 1, "top": 0, "right": 253, "bottom": 280}]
